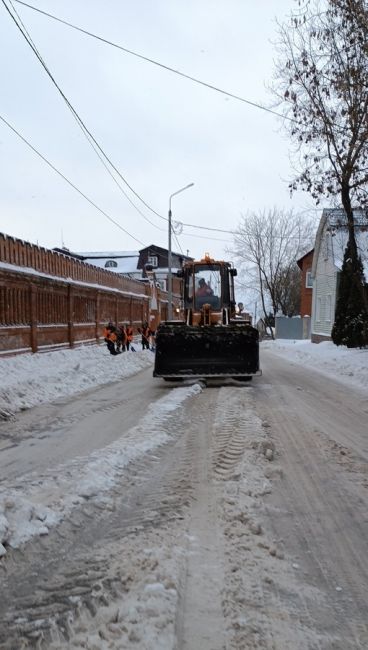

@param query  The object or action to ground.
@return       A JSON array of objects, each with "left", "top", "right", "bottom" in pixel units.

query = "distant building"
[
  {"left": 66, "top": 244, "right": 194, "bottom": 292},
  {"left": 137, "top": 244, "right": 193, "bottom": 291},
  {"left": 73, "top": 250, "right": 141, "bottom": 279}
]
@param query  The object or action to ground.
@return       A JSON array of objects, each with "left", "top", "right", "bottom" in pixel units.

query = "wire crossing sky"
[{"left": 1, "top": 0, "right": 319, "bottom": 261}]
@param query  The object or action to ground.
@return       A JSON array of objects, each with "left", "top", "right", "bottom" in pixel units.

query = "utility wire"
[
  {"left": 172, "top": 231, "right": 184, "bottom": 255},
  {"left": 0, "top": 110, "right": 226, "bottom": 250},
  {"left": 7, "top": 0, "right": 220, "bottom": 243},
  {"left": 181, "top": 231, "right": 233, "bottom": 243},
  {"left": 6, "top": 0, "right": 271, "bottom": 240},
  {"left": 3, "top": 0, "right": 166, "bottom": 227},
  {"left": 8, "top": 0, "right": 319, "bottom": 244},
  {"left": 182, "top": 222, "right": 235, "bottom": 234},
  {"left": 14, "top": 0, "right": 299, "bottom": 125},
  {"left": 0, "top": 114, "right": 144, "bottom": 245}
]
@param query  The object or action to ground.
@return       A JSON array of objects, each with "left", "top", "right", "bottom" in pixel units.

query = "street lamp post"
[{"left": 168, "top": 182, "right": 194, "bottom": 320}]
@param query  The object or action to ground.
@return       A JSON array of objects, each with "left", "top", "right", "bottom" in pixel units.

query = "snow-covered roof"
[
  {"left": 75, "top": 250, "right": 140, "bottom": 274},
  {"left": 312, "top": 208, "right": 368, "bottom": 280},
  {"left": 82, "top": 256, "right": 140, "bottom": 274},
  {"left": 332, "top": 228, "right": 368, "bottom": 277},
  {"left": 76, "top": 251, "right": 139, "bottom": 258}
]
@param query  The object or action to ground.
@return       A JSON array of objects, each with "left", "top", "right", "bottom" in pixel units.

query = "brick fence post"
[
  {"left": 68, "top": 284, "right": 74, "bottom": 348},
  {"left": 95, "top": 290, "right": 100, "bottom": 341},
  {"left": 30, "top": 283, "right": 38, "bottom": 353}
]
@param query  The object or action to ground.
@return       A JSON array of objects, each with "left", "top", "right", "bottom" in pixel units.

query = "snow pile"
[
  {"left": 262, "top": 339, "right": 368, "bottom": 391},
  {"left": 0, "top": 344, "right": 154, "bottom": 418},
  {"left": 0, "top": 382, "right": 201, "bottom": 552}
]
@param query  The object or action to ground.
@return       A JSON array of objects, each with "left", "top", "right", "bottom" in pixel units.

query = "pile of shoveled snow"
[
  {"left": 0, "top": 380, "right": 201, "bottom": 556},
  {"left": 0, "top": 344, "right": 154, "bottom": 418},
  {"left": 0, "top": 343, "right": 157, "bottom": 556}
]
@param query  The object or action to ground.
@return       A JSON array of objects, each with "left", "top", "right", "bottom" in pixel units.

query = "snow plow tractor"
[{"left": 153, "top": 255, "right": 261, "bottom": 381}]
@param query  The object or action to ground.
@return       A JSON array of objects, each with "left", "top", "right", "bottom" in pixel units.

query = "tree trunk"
[{"left": 341, "top": 185, "right": 357, "bottom": 256}]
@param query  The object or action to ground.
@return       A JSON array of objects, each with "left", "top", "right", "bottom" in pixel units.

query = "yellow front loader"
[{"left": 153, "top": 255, "right": 261, "bottom": 380}]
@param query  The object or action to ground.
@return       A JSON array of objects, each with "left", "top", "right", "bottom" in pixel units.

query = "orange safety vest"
[{"left": 103, "top": 326, "right": 117, "bottom": 343}]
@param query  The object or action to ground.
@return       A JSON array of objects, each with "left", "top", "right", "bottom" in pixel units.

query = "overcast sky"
[{"left": 1, "top": 0, "right": 320, "bottom": 262}]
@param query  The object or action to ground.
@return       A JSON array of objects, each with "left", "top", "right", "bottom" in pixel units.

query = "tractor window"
[{"left": 193, "top": 266, "right": 221, "bottom": 309}]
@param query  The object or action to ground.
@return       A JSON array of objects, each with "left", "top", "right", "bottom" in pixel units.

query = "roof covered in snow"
[
  {"left": 76, "top": 251, "right": 139, "bottom": 258},
  {"left": 312, "top": 208, "right": 368, "bottom": 280},
  {"left": 75, "top": 251, "right": 140, "bottom": 274}
]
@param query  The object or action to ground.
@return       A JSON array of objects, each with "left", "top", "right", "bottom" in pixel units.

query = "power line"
[
  {"left": 7, "top": 1, "right": 319, "bottom": 246},
  {"left": 3, "top": 0, "right": 166, "bottom": 229},
  {"left": 0, "top": 111, "right": 228, "bottom": 250},
  {"left": 172, "top": 231, "right": 184, "bottom": 255},
  {"left": 0, "top": 114, "right": 145, "bottom": 245},
  {"left": 6, "top": 0, "right": 283, "bottom": 241},
  {"left": 182, "top": 222, "right": 235, "bottom": 234},
  {"left": 13, "top": 0, "right": 298, "bottom": 125},
  {"left": 7, "top": 0, "right": 231, "bottom": 242},
  {"left": 181, "top": 231, "right": 233, "bottom": 243}
]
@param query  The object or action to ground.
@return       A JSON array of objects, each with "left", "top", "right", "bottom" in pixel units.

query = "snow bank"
[
  {"left": 0, "top": 344, "right": 154, "bottom": 418},
  {"left": 262, "top": 339, "right": 368, "bottom": 391}
]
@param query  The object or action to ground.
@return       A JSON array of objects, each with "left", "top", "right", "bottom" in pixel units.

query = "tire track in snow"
[{"left": 0, "top": 384, "right": 202, "bottom": 550}]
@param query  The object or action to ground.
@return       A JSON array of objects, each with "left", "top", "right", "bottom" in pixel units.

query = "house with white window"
[
  {"left": 59, "top": 245, "right": 193, "bottom": 290},
  {"left": 311, "top": 208, "right": 368, "bottom": 343},
  {"left": 74, "top": 250, "right": 141, "bottom": 279},
  {"left": 137, "top": 245, "right": 193, "bottom": 291}
]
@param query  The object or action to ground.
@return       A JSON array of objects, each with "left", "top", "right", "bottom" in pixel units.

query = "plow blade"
[{"left": 153, "top": 322, "right": 260, "bottom": 378}]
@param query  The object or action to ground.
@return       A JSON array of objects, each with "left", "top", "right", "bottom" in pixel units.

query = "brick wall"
[{"left": 0, "top": 233, "right": 169, "bottom": 355}]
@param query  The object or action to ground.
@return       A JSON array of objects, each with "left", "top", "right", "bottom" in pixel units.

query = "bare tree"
[
  {"left": 229, "top": 208, "right": 314, "bottom": 335},
  {"left": 276, "top": 264, "right": 303, "bottom": 317},
  {"left": 273, "top": 0, "right": 368, "bottom": 345}
]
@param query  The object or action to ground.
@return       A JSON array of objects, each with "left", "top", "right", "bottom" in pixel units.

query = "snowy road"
[{"left": 0, "top": 346, "right": 367, "bottom": 649}]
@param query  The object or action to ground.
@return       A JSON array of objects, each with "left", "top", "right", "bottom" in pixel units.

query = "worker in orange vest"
[{"left": 103, "top": 322, "right": 120, "bottom": 355}]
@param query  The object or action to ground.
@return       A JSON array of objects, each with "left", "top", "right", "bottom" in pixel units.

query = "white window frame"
[
  {"left": 148, "top": 255, "right": 158, "bottom": 267},
  {"left": 105, "top": 260, "right": 118, "bottom": 268},
  {"left": 156, "top": 279, "right": 166, "bottom": 291},
  {"left": 306, "top": 270, "right": 313, "bottom": 288}
]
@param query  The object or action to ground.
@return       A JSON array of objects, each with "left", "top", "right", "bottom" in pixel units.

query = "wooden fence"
[{"left": 0, "top": 233, "right": 171, "bottom": 355}]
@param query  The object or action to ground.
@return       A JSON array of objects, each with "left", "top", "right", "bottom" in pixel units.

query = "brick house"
[{"left": 296, "top": 249, "right": 314, "bottom": 317}]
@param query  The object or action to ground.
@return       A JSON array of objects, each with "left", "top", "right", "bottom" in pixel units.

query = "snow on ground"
[
  {"left": 0, "top": 343, "right": 204, "bottom": 556},
  {"left": 262, "top": 338, "right": 368, "bottom": 392},
  {"left": 1, "top": 339, "right": 367, "bottom": 647},
  {"left": 0, "top": 342, "right": 154, "bottom": 418},
  {"left": 1, "top": 338, "right": 367, "bottom": 558}
]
